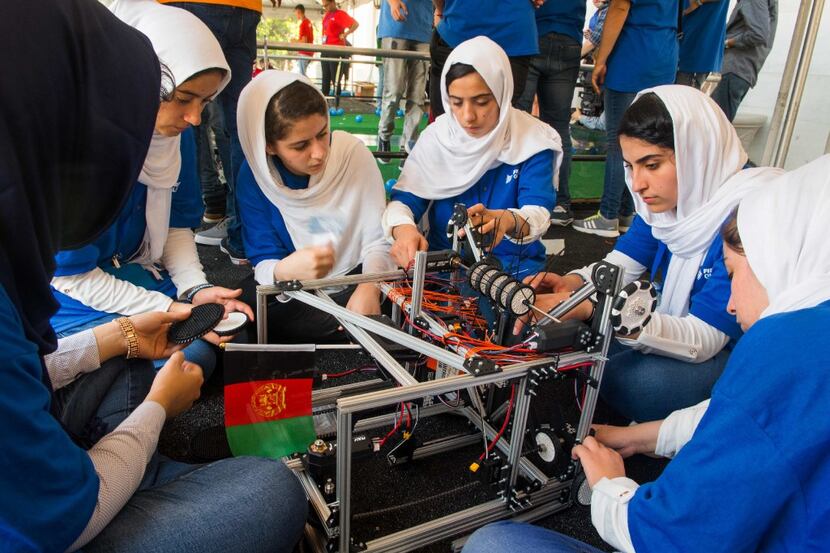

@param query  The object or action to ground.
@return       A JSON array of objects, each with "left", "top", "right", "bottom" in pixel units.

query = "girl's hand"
[
  {"left": 346, "top": 283, "right": 381, "bottom": 316},
  {"left": 464, "top": 203, "right": 525, "bottom": 250},
  {"left": 145, "top": 352, "right": 203, "bottom": 419},
  {"left": 593, "top": 422, "right": 662, "bottom": 459},
  {"left": 390, "top": 224, "right": 428, "bottom": 268},
  {"left": 129, "top": 310, "right": 190, "bottom": 360},
  {"left": 522, "top": 272, "right": 583, "bottom": 294},
  {"left": 571, "top": 436, "right": 626, "bottom": 488},
  {"left": 275, "top": 245, "right": 336, "bottom": 281}
]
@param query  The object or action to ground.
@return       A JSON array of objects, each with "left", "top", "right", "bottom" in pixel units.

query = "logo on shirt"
[
  {"left": 505, "top": 168, "right": 520, "bottom": 184},
  {"left": 697, "top": 267, "right": 713, "bottom": 280}
]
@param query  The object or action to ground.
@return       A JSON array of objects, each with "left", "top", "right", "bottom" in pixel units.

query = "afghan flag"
[{"left": 224, "top": 349, "right": 318, "bottom": 458}]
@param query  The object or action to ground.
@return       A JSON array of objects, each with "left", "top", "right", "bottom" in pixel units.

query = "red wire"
[
  {"left": 478, "top": 383, "right": 516, "bottom": 461},
  {"left": 378, "top": 403, "right": 405, "bottom": 447}
]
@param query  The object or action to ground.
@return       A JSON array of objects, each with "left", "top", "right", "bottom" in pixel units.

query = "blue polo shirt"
[
  {"left": 391, "top": 149, "right": 556, "bottom": 279},
  {"left": 679, "top": 0, "right": 729, "bottom": 73},
  {"left": 614, "top": 215, "right": 742, "bottom": 341},
  {"left": 437, "top": 0, "right": 539, "bottom": 56},
  {"left": 378, "top": 0, "right": 432, "bottom": 43},
  {"left": 629, "top": 300, "right": 830, "bottom": 552},
  {"left": 50, "top": 128, "right": 202, "bottom": 334},
  {"left": 605, "top": 0, "right": 680, "bottom": 93},
  {"left": 534, "top": 0, "right": 586, "bottom": 45},
  {"left": 237, "top": 157, "right": 309, "bottom": 267},
  {"left": 0, "top": 285, "right": 99, "bottom": 552}
]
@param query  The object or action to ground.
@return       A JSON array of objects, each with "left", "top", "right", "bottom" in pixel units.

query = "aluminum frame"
[{"left": 253, "top": 262, "right": 621, "bottom": 551}]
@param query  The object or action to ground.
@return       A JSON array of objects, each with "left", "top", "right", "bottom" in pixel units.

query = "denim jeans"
[
  {"left": 54, "top": 360, "right": 308, "bottom": 552},
  {"left": 516, "top": 32, "right": 582, "bottom": 209},
  {"left": 321, "top": 51, "right": 351, "bottom": 97},
  {"left": 599, "top": 339, "right": 731, "bottom": 422},
  {"left": 56, "top": 314, "right": 218, "bottom": 380},
  {"left": 194, "top": 102, "right": 232, "bottom": 216},
  {"left": 168, "top": 2, "right": 261, "bottom": 253},
  {"left": 463, "top": 521, "right": 606, "bottom": 553},
  {"left": 296, "top": 56, "right": 311, "bottom": 76},
  {"left": 710, "top": 72, "right": 751, "bottom": 123},
  {"left": 675, "top": 71, "right": 709, "bottom": 90},
  {"left": 377, "top": 38, "right": 429, "bottom": 150},
  {"left": 598, "top": 88, "right": 637, "bottom": 219}
]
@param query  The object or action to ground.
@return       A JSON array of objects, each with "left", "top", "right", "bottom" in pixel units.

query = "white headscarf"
[
  {"left": 737, "top": 155, "right": 830, "bottom": 318},
  {"left": 627, "top": 85, "right": 779, "bottom": 316},
  {"left": 394, "top": 36, "right": 562, "bottom": 200},
  {"left": 111, "top": 0, "right": 230, "bottom": 266},
  {"left": 237, "top": 71, "right": 388, "bottom": 278}
]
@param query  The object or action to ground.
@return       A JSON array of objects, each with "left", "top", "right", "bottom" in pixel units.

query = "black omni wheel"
[{"left": 610, "top": 280, "right": 657, "bottom": 336}]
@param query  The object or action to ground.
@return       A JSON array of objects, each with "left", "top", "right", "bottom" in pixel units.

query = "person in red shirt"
[
  {"left": 294, "top": 4, "right": 314, "bottom": 76},
  {"left": 321, "top": 0, "right": 359, "bottom": 96}
]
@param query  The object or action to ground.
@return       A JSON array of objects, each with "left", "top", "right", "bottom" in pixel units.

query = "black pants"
[
  {"left": 321, "top": 52, "right": 351, "bottom": 97},
  {"left": 240, "top": 274, "right": 355, "bottom": 344},
  {"left": 710, "top": 72, "right": 751, "bottom": 123},
  {"left": 429, "top": 30, "right": 531, "bottom": 118}
]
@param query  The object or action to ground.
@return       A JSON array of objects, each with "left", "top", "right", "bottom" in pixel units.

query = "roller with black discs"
[
  {"left": 610, "top": 280, "right": 657, "bottom": 336},
  {"left": 168, "top": 303, "right": 225, "bottom": 344}
]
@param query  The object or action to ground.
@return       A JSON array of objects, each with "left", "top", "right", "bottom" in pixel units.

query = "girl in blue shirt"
[
  {"left": 51, "top": 0, "right": 253, "bottom": 373},
  {"left": 524, "top": 85, "right": 773, "bottom": 422},
  {"left": 466, "top": 154, "right": 830, "bottom": 553},
  {"left": 384, "top": 36, "right": 562, "bottom": 282},
  {"left": 236, "top": 71, "right": 393, "bottom": 343}
]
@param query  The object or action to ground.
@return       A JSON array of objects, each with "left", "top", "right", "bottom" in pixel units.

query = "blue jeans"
[
  {"left": 598, "top": 89, "right": 637, "bottom": 220},
  {"left": 57, "top": 314, "right": 217, "bottom": 380},
  {"left": 296, "top": 56, "right": 311, "bottom": 76},
  {"left": 56, "top": 360, "right": 308, "bottom": 552},
  {"left": 516, "top": 33, "right": 582, "bottom": 209},
  {"left": 600, "top": 340, "right": 731, "bottom": 422},
  {"left": 710, "top": 72, "right": 751, "bottom": 123},
  {"left": 168, "top": 2, "right": 261, "bottom": 253},
  {"left": 463, "top": 521, "right": 605, "bottom": 553},
  {"left": 195, "top": 101, "right": 232, "bottom": 216}
]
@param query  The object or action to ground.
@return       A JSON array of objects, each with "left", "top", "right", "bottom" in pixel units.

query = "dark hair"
[
  {"left": 160, "top": 67, "right": 227, "bottom": 102},
  {"left": 617, "top": 92, "right": 675, "bottom": 150},
  {"left": 721, "top": 208, "right": 745, "bottom": 255},
  {"left": 445, "top": 63, "right": 477, "bottom": 92},
  {"left": 296, "top": 4, "right": 305, "bottom": 13},
  {"left": 264, "top": 80, "right": 328, "bottom": 143}
]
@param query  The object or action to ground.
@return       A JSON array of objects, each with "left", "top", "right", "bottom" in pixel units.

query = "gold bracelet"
[{"left": 116, "top": 317, "right": 140, "bottom": 359}]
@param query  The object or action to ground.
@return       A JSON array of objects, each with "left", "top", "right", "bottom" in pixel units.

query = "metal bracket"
[
  {"left": 464, "top": 356, "right": 500, "bottom": 377},
  {"left": 273, "top": 279, "right": 303, "bottom": 292}
]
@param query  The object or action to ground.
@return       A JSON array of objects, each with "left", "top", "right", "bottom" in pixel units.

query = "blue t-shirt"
[
  {"left": 679, "top": 0, "right": 729, "bottom": 73},
  {"left": 236, "top": 158, "right": 310, "bottom": 267},
  {"left": 0, "top": 286, "right": 99, "bottom": 552},
  {"left": 629, "top": 300, "right": 830, "bottom": 552},
  {"left": 391, "top": 149, "right": 556, "bottom": 279},
  {"left": 605, "top": 0, "right": 680, "bottom": 92},
  {"left": 534, "top": 0, "right": 586, "bottom": 45},
  {"left": 50, "top": 128, "right": 202, "bottom": 333},
  {"left": 614, "top": 216, "right": 741, "bottom": 340},
  {"left": 437, "top": 0, "right": 539, "bottom": 56},
  {"left": 378, "top": 0, "right": 432, "bottom": 43}
]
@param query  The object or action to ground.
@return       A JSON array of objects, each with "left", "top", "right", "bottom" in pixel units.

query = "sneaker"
[
  {"left": 550, "top": 205, "right": 574, "bottom": 226},
  {"left": 377, "top": 138, "right": 391, "bottom": 164},
  {"left": 619, "top": 214, "right": 635, "bottom": 233},
  {"left": 220, "top": 236, "right": 249, "bottom": 266},
  {"left": 572, "top": 211, "right": 620, "bottom": 238},
  {"left": 195, "top": 217, "right": 229, "bottom": 246},
  {"left": 202, "top": 210, "right": 225, "bottom": 224}
]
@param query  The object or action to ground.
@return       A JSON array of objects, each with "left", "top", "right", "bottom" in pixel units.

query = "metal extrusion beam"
[
  {"left": 336, "top": 410, "right": 353, "bottom": 553},
  {"left": 336, "top": 353, "right": 592, "bottom": 414},
  {"left": 285, "top": 290, "right": 471, "bottom": 373},
  {"left": 313, "top": 291, "right": 419, "bottom": 387},
  {"left": 258, "top": 270, "right": 409, "bottom": 295},
  {"left": 547, "top": 281, "right": 597, "bottom": 321}
]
